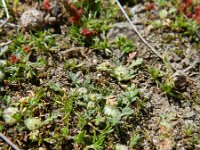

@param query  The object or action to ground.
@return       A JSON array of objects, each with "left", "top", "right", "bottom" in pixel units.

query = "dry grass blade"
[
  {"left": 0, "top": 0, "right": 10, "bottom": 28},
  {"left": 0, "top": 20, "right": 19, "bottom": 28},
  {"left": 0, "top": 41, "right": 11, "bottom": 48},
  {"left": 115, "top": 0, "right": 162, "bottom": 59},
  {"left": 0, "top": 133, "right": 20, "bottom": 150},
  {"left": 182, "top": 60, "right": 200, "bottom": 73}
]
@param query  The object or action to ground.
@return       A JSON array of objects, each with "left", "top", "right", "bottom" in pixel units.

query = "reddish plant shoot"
[
  {"left": 194, "top": 6, "right": 200, "bottom": 16},
  {"left": 69, "top": 15, "right": 81, "bottom": 24},
  {"left": 186, "top": 0, "right": 192, "bottom": 7},
  {"left": 186, "top": 12, "right": 192, "bottom": 18},
  {"left": 23, "top": 45, "right": 31, "bottom": 53},
  {"left": 67, "top": 3, "right": 84, "bottom": 24},
  {"left": 43, "top": 0, "right": 51, "bottom": 11},
  {"left": 178, "top": 3, "right": 187, "bottom": 13},
  {"left": 10, "top": 55, "right": 19, "bottom": 64},
  {"left": 80, "top": 28, "right": 98, "bottom": 37},
  {"left": 146, "top": 3, "right": 155, "bottom": 11},
  {"left": 178, "top": 0, "right": 200, "bottom": 24}
]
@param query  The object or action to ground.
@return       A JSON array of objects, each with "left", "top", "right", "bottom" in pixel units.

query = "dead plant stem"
[
  {"left": 115, "top": 0, "right": 162, "bottom": 59},
  {"left": 0, "top": 133, "right": 20, "bottom": 150},
  {"left": 0, "top": 0, "right": 10, "bottom": 28}
]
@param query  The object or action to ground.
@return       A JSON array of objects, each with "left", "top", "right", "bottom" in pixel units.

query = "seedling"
[
  {"left": 118, "top": 83, "right": 139, "bottom": 106},
  {"left": 184, "top": 125, "right": 193, "bottom": 137},
  {"left": 114, "top": 36, "right": 135, "bottom": 54},
  {"left": 97, "top": 58, "right": 142, "bottom": 82},
  {"left": 129, "top": 133, "right": 140, "bottom": 148},
  {"left": 147, "top": 67, "right": 162, "bottom": 80},
  {"left": 153, "top": 0, "right": 168, "bottom": 7}
]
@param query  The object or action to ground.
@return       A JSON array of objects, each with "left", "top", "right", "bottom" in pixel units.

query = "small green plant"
[
  {"left": 84, "top": 125, "right": 113, "bottom": 150},
  {"left": 171, "top": 15, "right": 200, "bottom": 38},
  {"left": 30, "top": 31, "right": 57, "bottom": 53},
  {"left": 97, "top": 58, "right": 143, "bottom": 82},
  {"left": 67, "top": 71, "right": 82, "bottom": 86},
  {"left": 64, "top": 58, "right": 79, "bottom": 70},
  {"left": 115, "top": 36, "right": 135, "bottom": 54},
  {"left": 159, "top": 80, "right": 174, "bottom": 96},
  {"left": 112, "top": 65, "right": 136, "bottom": 81},
  {"left": 129, "top": 133, "right": 140, "bottom": 148},
  {"left": 92, "top": 38, "right": 111, "bottom": 51},
  {"left": 153, "top": 0, "right": 168, "bottom": 7},
  {"left": 148, "top": 68, "right": 175, "bottom": 96},
  {"left": 4, "top": 55, "right": 46, "bottom": 81},
  {"left": 118, "top": 83, "right": 140, "bottom": 106},
  {"left": 185, "top": 125, "right": 193, "bottom": 137},
  {"left": 74, "top": 130, "right": 87, "bottom": 144},
  {"left": 3, "top": 107, "right": 20, "bottom": 125},
  {"left": 68, "top": 25, "right": 85, "bottom": 45},
  {"left": 147, "top": 67, "right": 162, "bottom": 80},
  {"left": 48, "top": 81, "right": 62, "bottom": 92}
]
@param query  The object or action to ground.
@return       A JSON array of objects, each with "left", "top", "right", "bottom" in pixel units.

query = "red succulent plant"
[
  {"left": 80, "top": 28, "right": 98, "bottom": 37},
  {"left": 146, "top": 3, "right": 155, "bottom": 11},
  {"left": 178, "top": 0, "right": 200, "bottom": 24},
  {"left": 10, "top": 55, "right": 19, "bottom": 64},
  {"left": 62, "top": 1, "right": 84, "bottom": 24},
  {"left": 23, "top": 45, "right": 31, "bottom": 53},
  {"left": 43, "top": 0, "right": 51, "bottom": 11},
  {"left": 185, "top": 0, "right": 193, "bottom": 7}
]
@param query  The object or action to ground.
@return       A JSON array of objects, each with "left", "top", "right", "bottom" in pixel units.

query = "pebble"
[{"left": 21, "top": 8, "right": 44, "bottom": 29}]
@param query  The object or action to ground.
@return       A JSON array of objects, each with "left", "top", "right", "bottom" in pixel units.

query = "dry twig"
[
  {"left": 0, "top": 133, "right": 20, "bottom": 150},
  {"left": 0, "top": 20, "right": 19, "bottom": 28},
  {"left": 0, "top": 41, "right": 11, "bottom": 48},
  {"left": 115, "top": 0, "right": 162, "bottom": 59},
  {"left": 182, "top": 60, "right": 200, "bottom": 73},
  {"left": 59, "top": 47, "right": 93, "bottom": 62}
]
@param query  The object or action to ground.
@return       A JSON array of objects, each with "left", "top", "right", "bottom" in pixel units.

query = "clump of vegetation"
[
  {"left": 146, "top": 0, "right": 200, "bottom": 39},
  {"left": 0, "top": 0, "right": 199, "bottom": 149},
  {"left": 0, "top": 0, "right": 144, "bottom": 149},
  {"left": 97, "top": 58, "right": 142, "bottom": 82}
]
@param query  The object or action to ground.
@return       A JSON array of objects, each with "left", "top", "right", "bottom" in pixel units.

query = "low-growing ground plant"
[{"left": 0, "top": 0, "right": 199, "bottom": 149}]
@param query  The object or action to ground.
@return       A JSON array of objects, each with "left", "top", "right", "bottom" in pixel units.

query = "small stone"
[
  {"left": 21, "top": 9, "right": 44, "bottom": 29},
  {"left": 173, "top": 72, "right": 187, "bottom": 90}
]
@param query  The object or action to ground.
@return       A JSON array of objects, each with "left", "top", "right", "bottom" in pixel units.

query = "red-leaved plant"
[
  {"left": 10, "top": 55, "right": 19, "bottom": 64},
  {"left": 43, "top": 0, "right": 51, "bottom": 11},
  {"left": 80, "top": 28, "right": 98, "bottom": 37},
  {"left": 179, "top": 0, "right": 200, "bottom": 24},
  {"left": 23, "top": 45, "right": 31, "bottom": 53},
  {"left": 63, "top": 0, "right": 84, "bottom": 24},
  {"left": 146, "top": 3, "right": 156, "bottom": 11}
]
